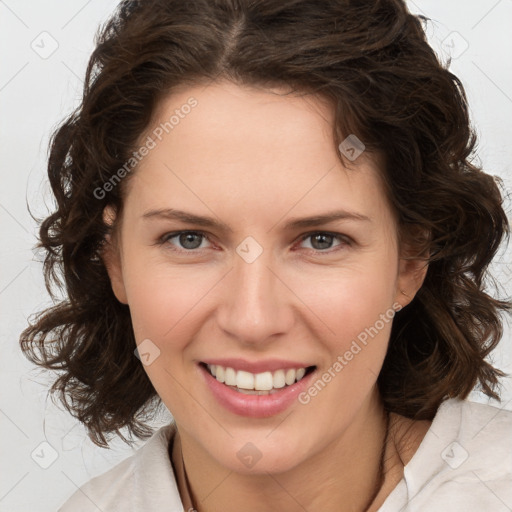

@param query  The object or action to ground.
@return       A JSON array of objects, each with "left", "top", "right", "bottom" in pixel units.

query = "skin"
[{"left": 102, "top": 80, "right": 430, "bottom": 512}]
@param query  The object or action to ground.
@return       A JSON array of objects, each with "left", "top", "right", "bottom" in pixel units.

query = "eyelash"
[{"left": 156, "top": 230, "right": 353, "bottom": 255}]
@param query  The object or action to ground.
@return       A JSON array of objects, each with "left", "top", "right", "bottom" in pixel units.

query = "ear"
[
  {"left": 100, "top": 206, "right": 128, "bottom": 305},
  {"left": 394, "top": 237, "right": 429, "bottom": 309}
]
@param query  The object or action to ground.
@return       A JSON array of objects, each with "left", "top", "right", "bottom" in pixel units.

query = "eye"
[
  {"left": 297, "top": 232, "right": 351, "bottom": 253},
  {"left": 156, "top": 230, "right": 352, "bottom": 255},
  {"left": 159, "top": 231, "right": 212, "bottom": 252}
]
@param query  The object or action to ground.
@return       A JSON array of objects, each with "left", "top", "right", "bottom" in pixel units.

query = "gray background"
[{"left": 1, "top": 1, "right": 511, "bottom": 510}]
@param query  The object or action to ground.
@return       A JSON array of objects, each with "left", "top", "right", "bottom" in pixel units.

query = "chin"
[{"left": 207, "top": 433, "right": 311, "bottom": 475}]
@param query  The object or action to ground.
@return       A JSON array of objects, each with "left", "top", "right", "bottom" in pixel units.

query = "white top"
[{"left": 58, "top": 398, "right": 512, "bottom": 511}]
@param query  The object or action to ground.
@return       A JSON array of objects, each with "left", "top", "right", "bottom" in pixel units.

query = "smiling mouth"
[{"left": 200, "top": 363, "right": 316, "bottom": 395}]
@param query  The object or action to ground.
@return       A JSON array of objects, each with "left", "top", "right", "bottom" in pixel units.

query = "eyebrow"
[{"left": 141, "top": 208, "right": 371, "bottom": 232}]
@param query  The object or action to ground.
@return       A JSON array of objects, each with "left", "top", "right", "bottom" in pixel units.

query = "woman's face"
[{"left": 104, "top": 80, "right": 424, "bottom": 474}]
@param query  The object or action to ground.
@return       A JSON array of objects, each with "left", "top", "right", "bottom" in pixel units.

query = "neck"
[{"left": 172, "top": 389, "right": 406, "bottom": 512}]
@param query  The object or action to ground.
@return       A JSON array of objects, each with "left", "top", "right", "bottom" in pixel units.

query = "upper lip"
[{"left": 201, "top": 358, "right": 315, "bottom": 374}]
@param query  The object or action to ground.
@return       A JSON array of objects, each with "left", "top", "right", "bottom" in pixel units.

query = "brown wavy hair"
[{"left": 20, "top": 0, "right": 511, "bottom": 447}]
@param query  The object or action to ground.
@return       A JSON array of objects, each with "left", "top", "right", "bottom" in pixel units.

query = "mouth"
[{"left": 200, "top": 362, "right": 316, "bottom": 395}]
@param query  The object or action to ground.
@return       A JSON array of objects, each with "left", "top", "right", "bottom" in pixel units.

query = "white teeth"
[
  {"left": 236, "top": 370, "right": 255, "bottom": 390},
  {"left": 254, "top": 371, "right": 273, "bottom": 391},
  {"left": 296, "top": 368, "right": 306, "bottom": 381},
  {"left": 224, "top": 367, "right": 236, "bottom": 386},
  {"left": 285, "top": 369, "right": 296, "bottom": 386},
  {"left": 273, "top": 369, "right": 286, "bottom": 389},
  {"left": 206, "top": 364, "right": 311, "bottom": 391},
  {"left": 237, "top": 388, "right": 282, "bottom": 395}
]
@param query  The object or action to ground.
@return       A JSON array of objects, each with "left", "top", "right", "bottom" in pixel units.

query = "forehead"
[
  {"left": 121, "top": 80, "right": 394, "bottom": 232},
  {"left": 149, "top": 80, "right": 337, "bottom": 161}
]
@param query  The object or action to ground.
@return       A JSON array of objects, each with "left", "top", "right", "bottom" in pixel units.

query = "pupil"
[
  {"left": 180, "top": 232, "right": 202, "bottom": 249},
  {"left": 312, "top": 234, "right": 332, "bottom": 250}
]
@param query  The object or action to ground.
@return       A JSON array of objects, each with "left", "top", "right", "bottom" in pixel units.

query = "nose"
[{"left": 216, "top": 247, "right": 295, "bottom": 347}]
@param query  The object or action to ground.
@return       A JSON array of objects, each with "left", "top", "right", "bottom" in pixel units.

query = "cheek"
[
  {"left": 122, "top": 260, "right": 207, "bottom": 409},
  {"left": 122, "top": 253, "right": 216, "bottom": 343},
  {"left": 299, "top": 273, "right": 397, "bottom": 407},
  {"left": 297, "top": 260, "right": 398, "bottom": 344}
]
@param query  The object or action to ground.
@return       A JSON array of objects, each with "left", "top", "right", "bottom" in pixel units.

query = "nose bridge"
[{"left": 217, "top": 242, "right": 292, "bottom": 344}]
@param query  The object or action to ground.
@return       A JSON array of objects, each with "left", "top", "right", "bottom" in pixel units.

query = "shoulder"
[
  {"left": 436, "top": 397, "right": 512, "bottom": 475},
  {"left": 58, "top": 423, "right": 184, "bottom": 512},
  {"left": 391, "top": 398, "right": 512, "bottom": 510}
]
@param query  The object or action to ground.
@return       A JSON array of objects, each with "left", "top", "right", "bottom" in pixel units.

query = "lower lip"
[{"left": 199, "top": 364, "right": 315, "bottom": 418}]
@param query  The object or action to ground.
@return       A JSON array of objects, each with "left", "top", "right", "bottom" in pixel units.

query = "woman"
[{"left": 20, "top": 0, "right": 512, "bottom": 510}]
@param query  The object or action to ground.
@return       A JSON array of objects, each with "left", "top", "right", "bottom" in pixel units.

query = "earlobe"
[
  {"left": 395, "top": 227, "right": 430, "bottom": 308},
  {"left": 100, "top": 206, "right": 128, "bottom": 305},
  {"left": 395, "top": 257, "right": 429, "bottom": 308}
]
